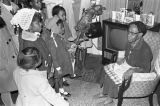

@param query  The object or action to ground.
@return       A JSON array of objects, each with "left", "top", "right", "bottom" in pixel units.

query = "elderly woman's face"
[{"left": 128, "top": 24, "right": 140, "bottom": 43}]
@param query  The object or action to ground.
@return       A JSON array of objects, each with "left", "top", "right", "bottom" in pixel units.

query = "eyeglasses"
[{"left": 128, "top": 31, "right": 140, "bottom": 35}]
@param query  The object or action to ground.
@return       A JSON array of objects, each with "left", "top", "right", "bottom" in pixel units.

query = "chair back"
[{"left": 143, "top": 30, "right": 160, "bottom": 72}]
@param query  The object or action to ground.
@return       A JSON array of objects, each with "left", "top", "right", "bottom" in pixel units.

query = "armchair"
[
  {"left": 118, "top": 30, "right": 160, "bottom": 106},
  {"left": 104, "top": 30, "right": 160, "bottom": 106}
]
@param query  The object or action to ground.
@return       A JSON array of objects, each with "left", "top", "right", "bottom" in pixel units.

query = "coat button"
[
  {"left": 9, "top": 39, "right": 11, "bottom": 42},
  {"left": 12, "top": 56, "right": 15, "bottom": 58},
  {"left": 6, "top": 42, "right": 9, "bottom": 44}
]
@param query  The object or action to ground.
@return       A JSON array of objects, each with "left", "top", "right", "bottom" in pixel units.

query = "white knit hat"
[{"left": 10, "top": 8, "right": 37, "bottom": 31}]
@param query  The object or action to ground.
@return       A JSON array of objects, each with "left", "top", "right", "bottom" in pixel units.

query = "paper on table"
[
  {"left": 113, "top": 61, "right": 132, "bottom": 81},
  {"left": 118, "top": 51, "right": 125, "bottom": 59}
]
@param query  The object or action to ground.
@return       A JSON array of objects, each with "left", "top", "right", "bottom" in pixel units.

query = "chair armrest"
[
  {"left": 122, "top": 72, "right": 160, "bottom": 97},
  {"left": 132, "top": 72, "right": 157, "bottom": 82}
]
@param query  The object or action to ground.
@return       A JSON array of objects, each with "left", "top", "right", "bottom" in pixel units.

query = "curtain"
[
  {"left": 78, "top": 0, "right": 91, "bottom": 19},
  {"left": 97, "top": 0, "right": 126, "bottom": 50},
  {"left": 100, "top": 0, "right": 126, "bottom": 20},
  {"left": 62, "top": 0, "right": 77, "bottom": 39},
  {"left": 100, "top": 0, "right": 160, "bottom": 22},
  {"left": 143, "top": 0, "right": 160, "bottom": 22},
  {"left": 43, "top": 0, "right": 63, "bottom": 18}
]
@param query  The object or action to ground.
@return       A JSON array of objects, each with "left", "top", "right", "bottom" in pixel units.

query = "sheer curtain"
[
  {"left": 97, "top": 0, "right": 126, "bottom": 50},
  {"left": 98, "top": 0, "right": 160, "bottom": 49},
  {"left": 100, "top": 0, "right": 160, "bottom": 22},
  {"left": 143, "top": 0, "right": 160, "bottom": 22},
  {"left": 99, "top": 0, "right": 126, "bottom": 20}
]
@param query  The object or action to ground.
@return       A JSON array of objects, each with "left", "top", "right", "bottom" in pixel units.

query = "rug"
[
  {"left": 76, "top": 54, "right": 104, "bottom": 84},
  {"left": 65, "top": 78, "right": 159, "bottom": 106},
  {"left": 0, "top": 78, "right": 159, "bottom": 106}
]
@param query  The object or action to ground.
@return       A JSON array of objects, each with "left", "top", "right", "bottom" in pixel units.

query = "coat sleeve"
[
  {"left": 37, "top": 77, "right": 69, "bottom": 106},
  {"left": 48, "top": 39, "right": 60, "bottom": 69}
]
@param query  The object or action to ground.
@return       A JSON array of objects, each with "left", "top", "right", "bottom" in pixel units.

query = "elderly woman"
[{"left": 101, "top": 21, "right": 153, "bottom": 105}]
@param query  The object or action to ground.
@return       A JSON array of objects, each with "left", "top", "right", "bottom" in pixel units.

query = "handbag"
[{"left": 86, "top": 21, "right": 102, "bottom": 38}]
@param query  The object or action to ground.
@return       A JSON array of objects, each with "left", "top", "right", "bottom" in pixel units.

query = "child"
[
  {"left": 46, "top": 16, "right": 72, "bottom": 97},
  {"left": 51, "top": 5, "right": 78, "bottom": 79},
  {"left": 27, "top": 0, "right": 53, "bottom": 46},
  {"left": 52, "top": 5, "right": 73, "bottom": 41},
  {"left": 14, "top": 47, "right": 69, "bottom": 106},
  {"left": 11, "top": 8, "right": 52, "bottom": 79},
  {"left": 29, "top": 0, "right": 47, "bottom": 20}
]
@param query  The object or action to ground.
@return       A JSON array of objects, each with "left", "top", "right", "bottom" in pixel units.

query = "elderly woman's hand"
[
  {"left": 122, "top": 68, "right": 135, "bottom": 80},
  {"left": 117, "top": 58, "right": 125, "bottom": 65},
  {"left": 48, "top": 72, "right": 54, "bottom": 79}
]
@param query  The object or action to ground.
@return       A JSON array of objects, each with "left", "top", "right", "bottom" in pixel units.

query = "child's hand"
[
  {"left": 71, "top": 43, "right": 77, "bottom": 49},
  {"left": 68, "top": 44, "right": 77, "bottom": 52},
  {"left": 48, "top": 72, "right": 54, "bottom": 79},
  {"left": 68, "top": 48, "right": 76, "bottom": 53},
  {"left": 57, "top": 69, "right": 62, "bottom": 75}
]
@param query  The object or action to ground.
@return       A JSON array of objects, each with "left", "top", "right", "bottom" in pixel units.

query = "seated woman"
[
  {"left": 101, "top": 21, "right": 153, "bottom": 105},
  {"left": 13, "top": 47, "right": 69, "bottom": 106}
]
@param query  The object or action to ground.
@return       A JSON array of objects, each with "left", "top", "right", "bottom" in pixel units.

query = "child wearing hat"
[
  {"left": 11, "top": 8, "right": 52, "bottom": 79},
  {"left": 46, "top": 16, "right": 72, "bottom": 97}
]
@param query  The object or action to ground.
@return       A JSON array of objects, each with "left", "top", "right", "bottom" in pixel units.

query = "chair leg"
[{"left": 149, "top": 94, "right": 153, "bottom": 106}]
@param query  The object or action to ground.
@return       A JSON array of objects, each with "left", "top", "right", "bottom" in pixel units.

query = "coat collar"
[{"left": 22, "top": 31, "right": 40, "bottom": 41}]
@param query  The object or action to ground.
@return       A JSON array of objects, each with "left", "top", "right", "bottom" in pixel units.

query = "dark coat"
[
  {"left": 19, "top": 34, "right": 52, "bottom": 74},
  {"left": 48, "top": 34, "right": 73, "bottom": 76},
  {"left": 125, "top": 39, "right": 153, "bottom": 73}
]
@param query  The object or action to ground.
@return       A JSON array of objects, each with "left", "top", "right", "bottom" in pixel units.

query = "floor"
[
  {"left": 0, "top": 54, "right": 159, "bottom": 106},
  {"left": 65, "top": 78, "right": 106, "bottom": 106},
  {"left": 65, "top": 78, "right": 159, "bottom": 106},
  {"left": 1, "top": 78, "right": 159, "bottom": 106}
]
